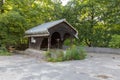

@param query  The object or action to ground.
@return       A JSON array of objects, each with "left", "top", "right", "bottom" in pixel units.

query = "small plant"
[
  {"left": 46, "top": 49, "right": 64, "bottom": 62},
  {"left": 0, "top": 47, "right": 12, "bottom": 56},
  {"left": 64, "top": 45, "right": 86, "bottom": 60},
  {"left": 63, "top": 39, "right": 71, "bottom": 46}
]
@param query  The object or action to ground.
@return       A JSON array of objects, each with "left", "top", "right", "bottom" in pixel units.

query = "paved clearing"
[{"left": 0, "top": 53, "right": 120, "bottom": 80}]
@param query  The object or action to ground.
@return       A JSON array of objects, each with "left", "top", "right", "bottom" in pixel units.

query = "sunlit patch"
[{"left": 61, "top": 0, "right": 69, "bottom": 6}]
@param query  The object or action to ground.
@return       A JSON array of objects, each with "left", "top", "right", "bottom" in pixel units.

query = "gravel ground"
[{"left": 0, "top": 53, "right": 120, "bottom": 80}]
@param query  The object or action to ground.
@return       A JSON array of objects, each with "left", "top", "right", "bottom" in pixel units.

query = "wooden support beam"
[
  {"left": 29, "top": 38, "right": 31, "bottom": 48},
  {"left": 70, "top": 37, "right": 73, "bottom": 45},
  {"left": 48, "top": 37, "right": 51, "bottom": 50}
]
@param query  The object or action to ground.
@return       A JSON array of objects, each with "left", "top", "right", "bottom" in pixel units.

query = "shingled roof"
[{"left": 25, "top": 19, "right": 78, "bottom": 38}]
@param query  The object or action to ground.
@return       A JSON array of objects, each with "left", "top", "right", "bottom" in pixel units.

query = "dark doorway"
[
  {"left": 41, "top": 38, "right": 48, "bottom": 49},
  {"left": 51, "top": 32, "right": 61, "bottom": 48}
]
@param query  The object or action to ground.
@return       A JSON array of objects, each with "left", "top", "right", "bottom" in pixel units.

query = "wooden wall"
[{"left": 29, "top": 37, "right": 43, "bottom": 50}]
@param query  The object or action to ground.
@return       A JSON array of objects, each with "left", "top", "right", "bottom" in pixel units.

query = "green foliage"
[
  {"left": 0, "top": 0, "right": 120, "bottom": 49},
  {"left": 64, "top": 45, "right": 86, "bottom": 60},
  {"left": 109, "top": 35, "right": 120, "bottom": 48},
  {"left": 46, "top": 49, "right": 64, "bottom": 62},
  {"left": 0, "top": 47, "right": 11, "bottom": 56},
  {"left": 0, "top": 0, "right": 63, "bottom": 49},
  {"left": 45, "top": 46, "right": 87, "bottom": 62},
  {"left": 63, "top": 39, "right": 71, "bottom": 46},
  {"left": 0, "top": 11, "right": 26, "bottom": 46},
  {"left": 63, "top": 0, "right": 120, "bottom": 47}
]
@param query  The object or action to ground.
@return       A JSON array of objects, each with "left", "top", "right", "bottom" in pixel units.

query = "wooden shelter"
[{"left": 25, "top": 19, "right": 78, "bottom": 50}]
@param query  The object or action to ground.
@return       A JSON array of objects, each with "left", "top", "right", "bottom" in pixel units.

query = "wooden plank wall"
[{"left": 29, "top": 37, "right": 43, "bottom": 50}]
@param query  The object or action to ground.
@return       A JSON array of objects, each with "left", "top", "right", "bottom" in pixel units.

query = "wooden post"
[
  {"left": 48, "top": 37, "right": 51, "bottom": 50},
  {"left": 29, "top": 37, "right": 31, "bottom": 48},
  {"left": 56, "top": 39, "right": 60, "bottom": 48},
  {"left": 70, "top": 37, "right": 73, "bottom": 46}
]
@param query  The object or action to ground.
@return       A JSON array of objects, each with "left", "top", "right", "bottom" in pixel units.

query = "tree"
[
  {"left": 0, "top": 0, "right": 120, "bottom": 48},
  {"left": 62, "top": 0, "right": 120, "bottom": 47},
  {"left": 0, "top": 0, "right": 64, "bottom": 48}
]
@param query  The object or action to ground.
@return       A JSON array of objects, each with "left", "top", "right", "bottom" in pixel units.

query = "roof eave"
[
  {"left": 64, "top": 20, "right": 78, "bottom": 35},
  {"left": 24, "top": 34, "right": 50, "bottom": 37}
]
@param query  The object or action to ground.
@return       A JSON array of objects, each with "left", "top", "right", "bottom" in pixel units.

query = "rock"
[{"left": 24, "top": 48, "right": 46, "bottom": 60}]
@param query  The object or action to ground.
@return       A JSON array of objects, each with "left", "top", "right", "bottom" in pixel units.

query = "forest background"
[{"left": 0, "top": 0, "right": 120, "bottom": 49}]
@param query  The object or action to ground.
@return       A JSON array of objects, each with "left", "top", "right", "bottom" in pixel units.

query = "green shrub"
[
  {"left": 46, "top": 49, "right": 64, "bottom": 62},
  {"left": 63, "top": 39, "right": 71, "bottom": 46},
  {"left": 64, "top": 45, "right": 86, "bottom": 60},
  {"left": 0, "top": 47, "right": 12, "bottom": 56},
  {"left": 109, "top": 35, "right": 120, "bottom": 48},
  {"left": 45, "top": 45, "right": 87, "bottom": 62}
]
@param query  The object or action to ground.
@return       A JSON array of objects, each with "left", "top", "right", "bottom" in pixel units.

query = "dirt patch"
[
  {"left": 118, "top": 65, "right": 120, "bottom": 66},
  {"left": 96, "top": 74, "right": 112, "bottom": 79}
]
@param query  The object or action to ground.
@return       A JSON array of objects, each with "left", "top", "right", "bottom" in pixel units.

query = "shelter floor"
[{"left": 0, "top": 53, "right": 120, "bottom": 80}]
